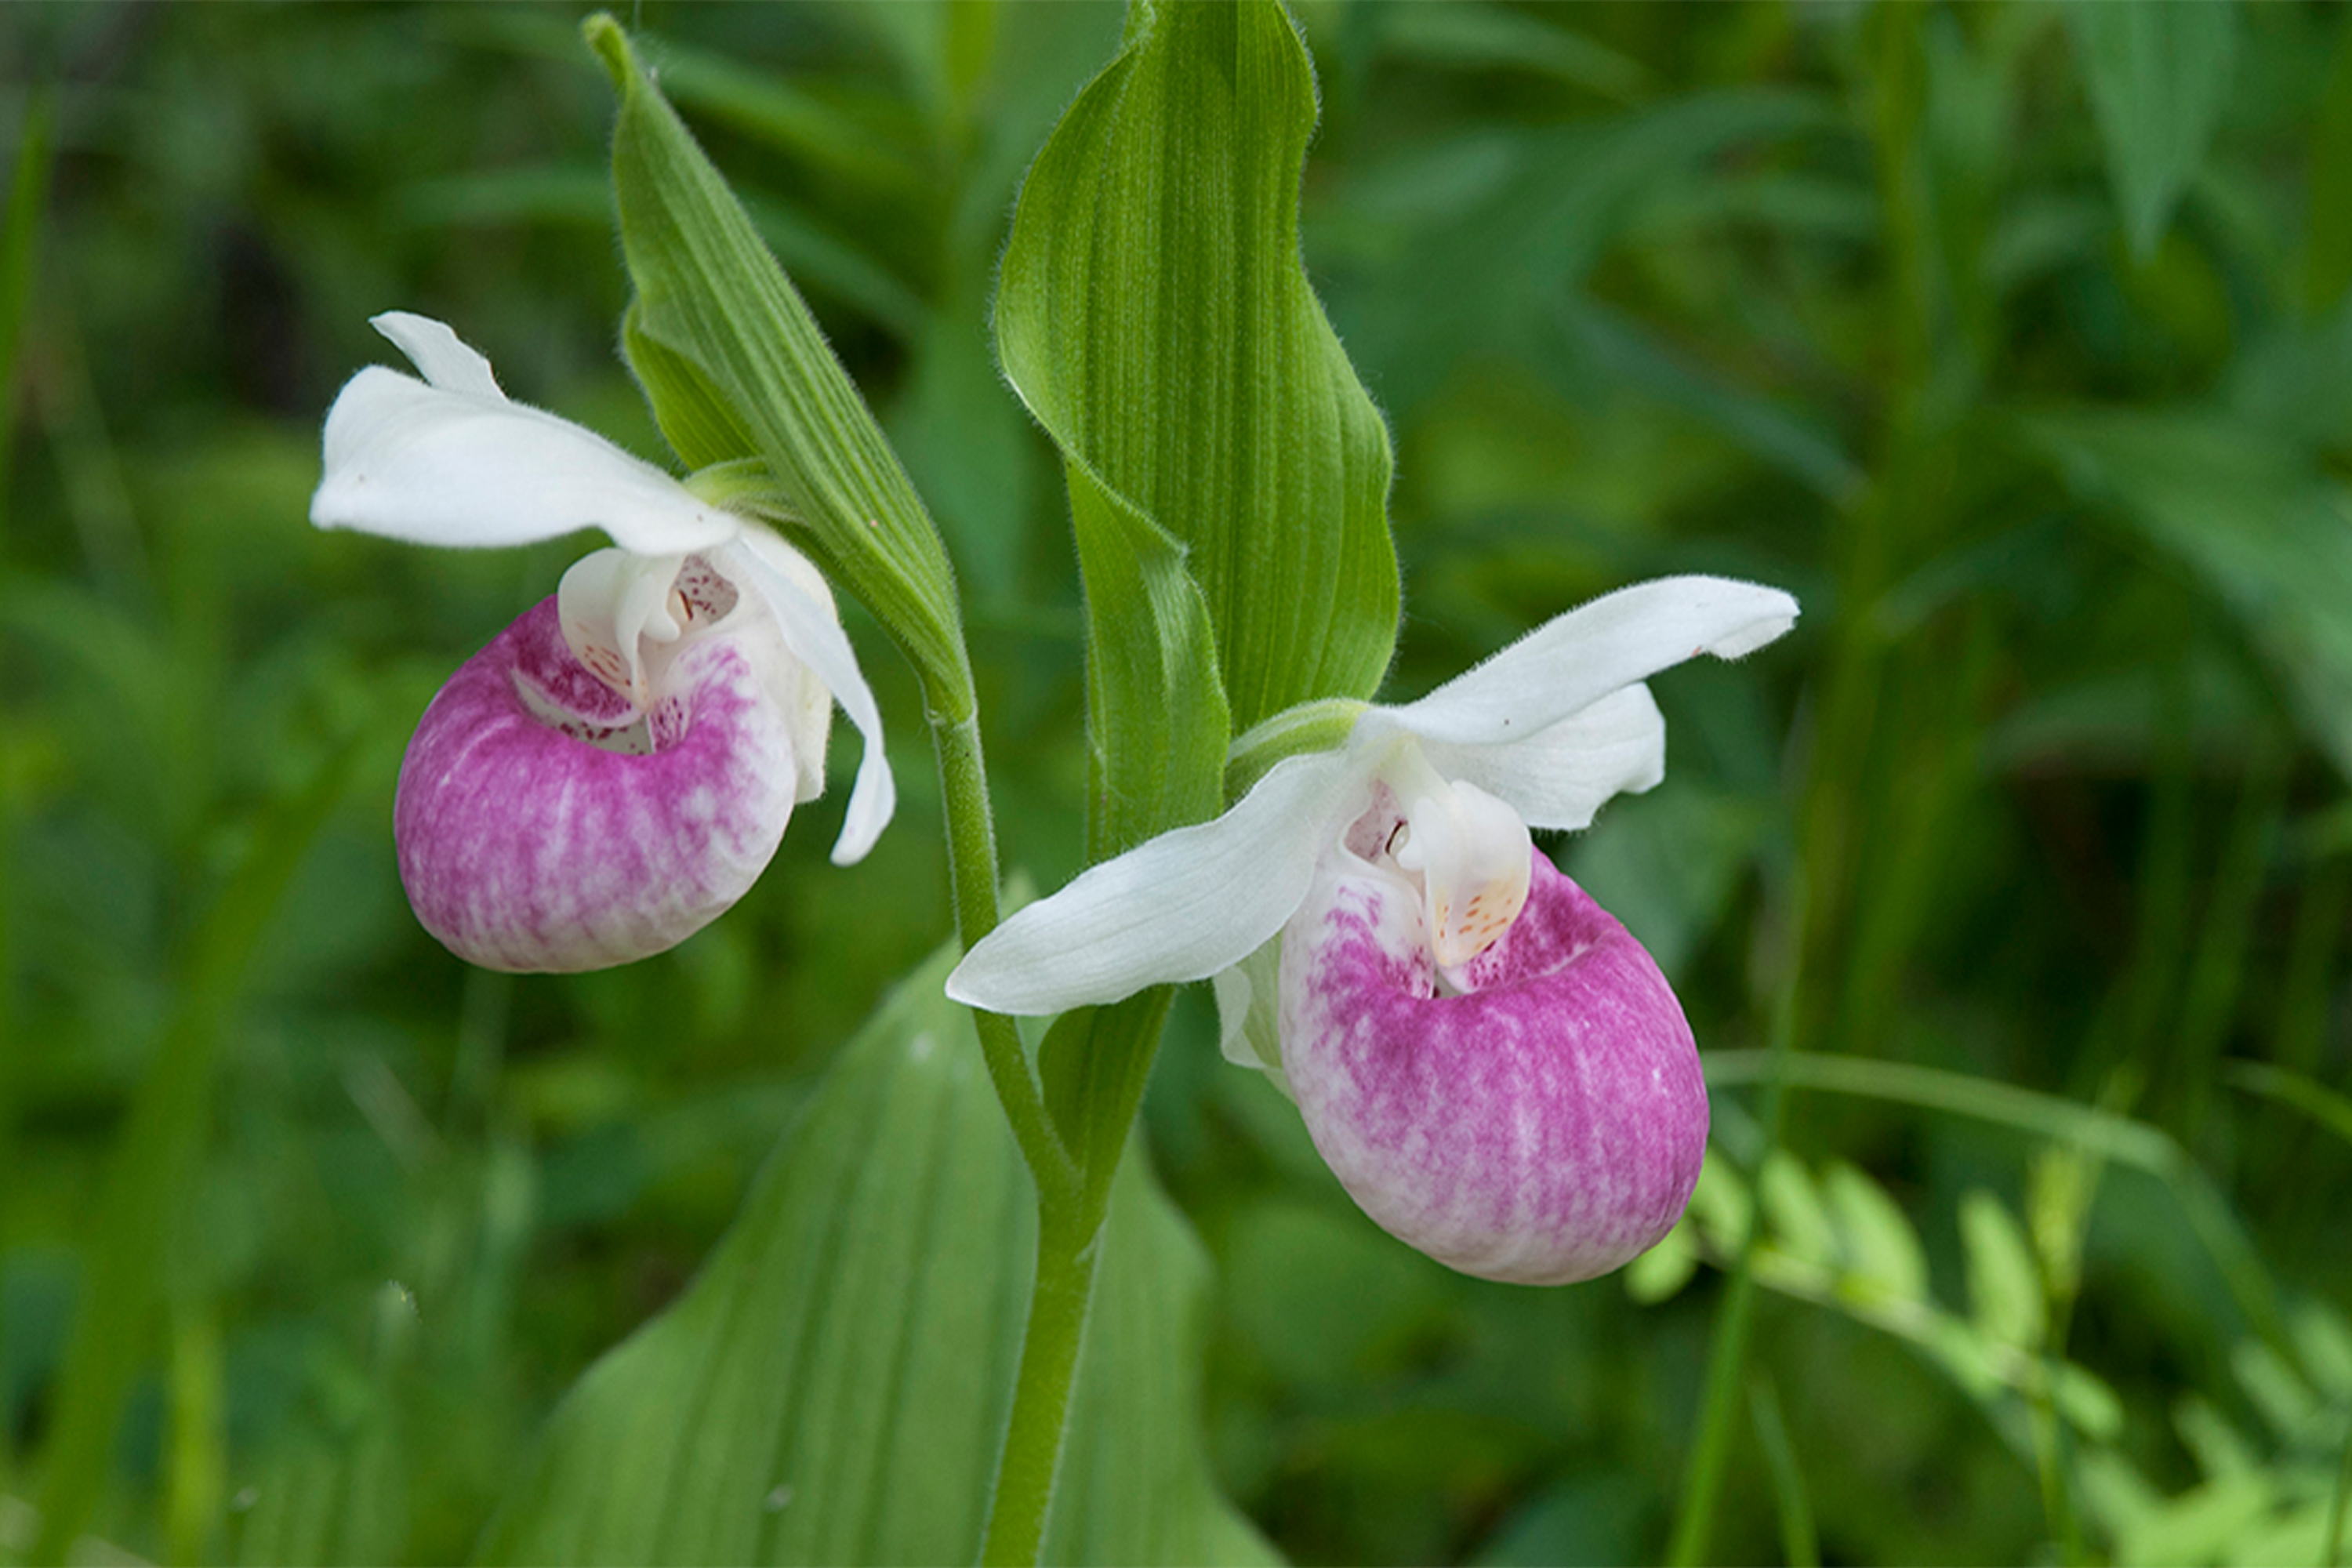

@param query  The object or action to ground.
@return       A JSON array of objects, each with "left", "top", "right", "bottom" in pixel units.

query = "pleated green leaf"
[
  {"left": 586, "top": 17, "right": 971, "bottom": 704},
  {"left": 474, "top": 942, "right": 1272, "bottom": 1568},
  {"left": 995, "top": 0, "right": 1400, "bottom": 739},
  {"left": 2068, "top": 1, "right": 2238, "bottom": 260}
]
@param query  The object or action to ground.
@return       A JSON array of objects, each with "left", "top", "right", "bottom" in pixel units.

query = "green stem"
[
  {"left": 930, "top": 698, "right": 1111, "bottom": 1563},
  {"left": 2326, "top": 1408, "right": 2352, "bottom": 1568},
  {"left": 1668, "top": 882, "right": 1806, "bottom": 1566},
  {"left": 1668, "top": 1186, "right": 1763, "bottom": 1568},
  {"left": 931, "top": 707, "right": 1076, "bottom": 1207},
  {"left": 1746, "top": 1371, "right": 1817, "bottom": 1568},
  {"left": 2027, "top": 1352, "right": 2086, "bottom": 1567},
  {"left": 980, "top": 1208, "right": 1098, "bottom": 1566}
]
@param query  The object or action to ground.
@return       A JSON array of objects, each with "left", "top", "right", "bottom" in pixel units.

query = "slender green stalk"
[
  {"left": 1671, "top": 1263, "right": 1759, "bottom": 1567},
  {"left": 2326, "top": 1410, "right": 2352, "bottom": 1568},
  {"left": 2225, "top": 1062, "right": 2352, "bottom": 1152},
  {"left": 932, "top": 708, "right": 1076, "bottom": 1206},
  {"left": 931, "top": 699, "right": 1124, "bottom": 1564},
  {"left": 0, "top": 93, "right": 53, "bottom": 1497},
  {"left": 1746, "top": 1371, "right": 1817, "bottom": 1568},
  {"left": 980, "top": 1209, "right": 1098, "bottom": 1566},
  {"left": 1668, "top": 881, "right": 1806, "bottom": 1566},
  {"left": 163, "top": 1305, "right": 226, "bottom": 1566},
  {"left": 2026, "top": 1353, "right": 2085, "bottom": 1567},
  {"left": 2174, "top": 741, "right": 2282, "bottom": 1138},
  {"left": 2274, "top": 858, "right": 2348, "bottom": 1078}
]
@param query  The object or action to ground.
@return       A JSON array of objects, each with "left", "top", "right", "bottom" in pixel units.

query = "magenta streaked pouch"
[
  {"left": 1280, "top": 840, "right": 1704, "bottom": 1285},
  {"left": 396, "top": 557, "right": 817, "bottom": 971}
]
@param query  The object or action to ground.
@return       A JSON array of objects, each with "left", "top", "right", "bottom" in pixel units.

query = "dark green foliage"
[{"left": 3, "top": 3, "right": 2351, "bottom": 1566}]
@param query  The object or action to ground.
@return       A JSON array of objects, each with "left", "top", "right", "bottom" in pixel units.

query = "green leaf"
[
  {"left": 2301, "top": 16, "right": 2352, "bottom": 316},
  {"left": 475, "top": 942, "right": 1269, "bottom": 1567},
  {"left": 1321, "top": 90, "right": 1835, "bottom": 417},
  {"left": 2027, "top": 410, "right": 2352, "bottom": 784},
  {"left": 647, "top": 41, "right": 929, "bottom": 205},
  {"left": 1370, "top": 2, "right": 1649, "bottom": 103},
  {"left": 586, "top": 18, "right": 971, "bottom": 708},
  {"left": 1757, "top": 1152, "right": 1836, "bottom": 1267},
  {"left": 2067, "top": 1, "right": 2238, "bottom": 260},
  {"left": 0, "top": 87, "right": 54, "bottom": 496},
  {"left": 995, "top": 0, "right": 1400, "bottom": 736},
  {"left": 1823, "top": 1163, "right": 1928, "bottom": 1305},
  {"left": 1686, "top": 1145, "right": 1753, "bottom": 1254},
  {"left": 1622, "top": 1215, "right": 1700, "bottom": 1305},
  {"left": 1024, "top": 467, "right": 1230, "bottom": 1167},
  {"left": 2116, "top": 1473, "right": 2273, "bottom": 1568},
  {"left": 1958, "top": 1189, "right": 2045, "bottom": 1352},
  {"left": 1062, "top": 464, "right": 1230, "bottom": 858}
]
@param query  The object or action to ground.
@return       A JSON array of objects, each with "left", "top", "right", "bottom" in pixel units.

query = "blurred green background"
[{"left": 3, "top": 2, "right": 2351, "bottom": 1563}]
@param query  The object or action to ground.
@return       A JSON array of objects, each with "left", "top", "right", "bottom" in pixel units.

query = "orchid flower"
[
  {"left": 310, "top": 312, "right": 893, "bottom": 972},
  {"left": 949, "top": 576, "right": 1796, "bottom": 1284}
]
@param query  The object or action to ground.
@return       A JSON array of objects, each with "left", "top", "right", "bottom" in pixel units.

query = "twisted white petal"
[
  {"left": 727, "top": 529, "right": 894, "bottom": 866},
  {"left": 944, "top": 750, "right": 1358, "bottom": 1014}
]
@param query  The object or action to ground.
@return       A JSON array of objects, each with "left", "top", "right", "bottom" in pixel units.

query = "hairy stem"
[
  {"left": 931, "top": 708, "right": 1077, "bottom": 1206},
  {"left": 981, "top": 1207, "right": 1098, "bottom": 1566}
]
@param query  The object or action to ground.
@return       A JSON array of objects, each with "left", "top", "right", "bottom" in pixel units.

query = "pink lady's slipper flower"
[
  {"left": 311, "top": 313, "right": 892, "bottom": 972},
  {"left": 949, "top": 578, "right": 1796, "bottom": 1284}
]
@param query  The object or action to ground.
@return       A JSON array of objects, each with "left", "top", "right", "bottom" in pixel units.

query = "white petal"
[
  {"left": 370, "top": 311, "right": 506, "bottom": 401},
  {"left": 311, "top": 365, "right": 738, "bottom": 556},
  {"left": 945, "top": 750, "right": 1360, "bottom": 1015},
  {"left": 1418, "top": 682, "right": 1666, "bottom": 833},
  {"left": 724, "top": 530, "right": 895, "bottom": 866},
  {"left": 1386, "top": 575, "right": 1797, "bottom": 747}
]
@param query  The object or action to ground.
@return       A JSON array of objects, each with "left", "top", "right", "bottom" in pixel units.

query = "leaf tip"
[{"left": 581, "top": 13, "right": 633, "bottom": 93}]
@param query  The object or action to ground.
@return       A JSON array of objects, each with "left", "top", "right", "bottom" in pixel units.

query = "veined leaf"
[
  {"left": 2067, "top": 2, "right": 2238, "bottom": 260},
  {"left": 995, "top": 0, "right": 1400, "bottom": 737},
  {"left": 587, "top": 18, "right": 971, "bottom": 705},
  {"left": 474, "top": 942, "right": 1269, "bottom": 1567}
]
